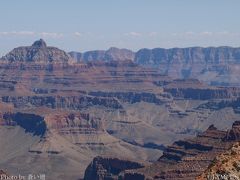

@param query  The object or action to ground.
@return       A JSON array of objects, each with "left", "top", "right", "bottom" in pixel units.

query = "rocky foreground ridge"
[
  {"left": 197, "top": 141, "right": 240, "bottom": 180},
  {"left": 84, "top": 121, "right": 240, "bottom": 180}
]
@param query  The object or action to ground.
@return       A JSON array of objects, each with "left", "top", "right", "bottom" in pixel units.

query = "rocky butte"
[{"left": 2, "top": 39, "right": 73, "bottom": 63}]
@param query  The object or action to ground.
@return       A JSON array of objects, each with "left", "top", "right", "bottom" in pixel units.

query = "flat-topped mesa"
[{"left": 1, "top": 39, "right": 73, "bottom": 63}]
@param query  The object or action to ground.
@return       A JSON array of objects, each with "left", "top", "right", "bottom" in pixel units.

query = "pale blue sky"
[{"left": 0, "top": 0, "right": 239, "bottom": 55}]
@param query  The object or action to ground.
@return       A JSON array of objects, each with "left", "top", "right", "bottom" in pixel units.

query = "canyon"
[{"left": 0, "top": 40, "right": 240, "bottom": 179}]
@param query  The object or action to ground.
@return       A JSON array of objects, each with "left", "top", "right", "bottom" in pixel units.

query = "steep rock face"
[
  {"left": 69, "top": 47, "right": 135, "bottom": 62},
  {"left": 70, "top": 46, "right": 240, "bottom": 65},
  {"left": 197, "top": 142, "right": 240, "bottom": 180},
  {"left": 134, "top": 47, "right": 240, "bottom": 84},
  {"left": 134, "top": 47, "right": 240, "bottom": 65},
  {"left": 224, "top": 121, "right": 240, "bottom": 141},
  {"left": 105, "top": 47, "right": 135, "bottom": 62},
  {"left": 69, "top": 51, "right": 83, "bottom": 62},
  {"left": 2, "top": 39, "right": 72, "bottom": 63},
  {"left": 83, "top": 156, "right": 145, "bottom": 180},
  {"left": 159, "top": 125, "right": 227, "bottom": 162}
]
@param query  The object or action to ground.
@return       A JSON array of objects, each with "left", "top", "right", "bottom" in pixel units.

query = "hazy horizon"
[{"left": 0, "top": 0, "right": 240, "bottom": 56}]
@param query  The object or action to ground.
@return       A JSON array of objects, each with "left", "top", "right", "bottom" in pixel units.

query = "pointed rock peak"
[
  {"left": 232, "top": 121, "right": 240, "bottom": 128},
  {"left": 108, "top": 47, "right": 119, "bottom": 51},
  {"left": 32, "top": 39, "right": 47, "bottom": 48},
  {"left": 207, "top": 124, "right": 217, "bottom": 131}
]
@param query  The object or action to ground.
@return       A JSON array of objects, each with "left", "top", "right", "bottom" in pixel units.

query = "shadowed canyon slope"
[{"left": 0, "top": 40, "right": 240, "bottom": 179}]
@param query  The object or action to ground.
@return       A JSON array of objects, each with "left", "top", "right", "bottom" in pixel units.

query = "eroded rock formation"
[{"left": 84, "top": 156, "right": 145, "bottom": 180}]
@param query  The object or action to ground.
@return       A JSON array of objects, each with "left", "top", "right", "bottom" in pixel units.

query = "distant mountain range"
[
  {"left": 70, "top": 46, "right": 240, "bottom": 86},
  {"left": 2, "top": 40, "right": 240, "bottom": 66},
  {"left": 70, "top": 46, "right": 240, "bottom": 64},
  {"left": 1, "top": 40, "right": 240, "bottom": 86}
]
